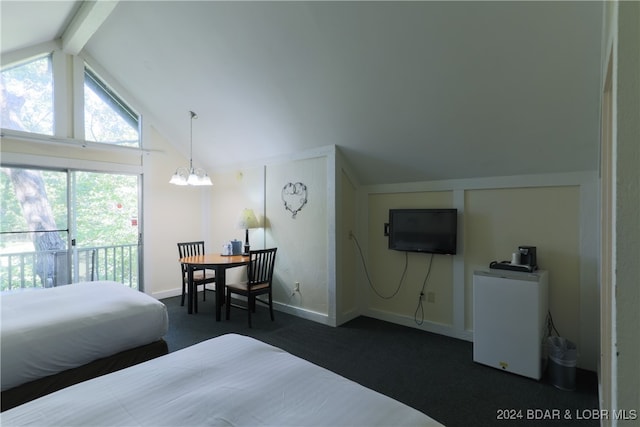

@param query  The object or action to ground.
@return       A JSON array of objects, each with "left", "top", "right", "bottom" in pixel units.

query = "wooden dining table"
[{"left": 179, "top": 253, "right": 250, "bottom": 321}]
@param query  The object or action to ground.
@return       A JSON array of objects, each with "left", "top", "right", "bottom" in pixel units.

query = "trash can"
[{"left": 547, "top": 336, "right": 577, "bottom": 390}]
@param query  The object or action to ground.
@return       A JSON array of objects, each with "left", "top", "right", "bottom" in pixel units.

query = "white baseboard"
[
  {"left": 364, "top": 308, "right": 473, "bottom": 342},
  {"left": 150, "top": 288, "right": 329, "bottom": 327},
  {"left": 151, "top": 289, "right": 473, "bottom": 343},
  {"left": 151, "top": 285, "right": 215, "bottom": 301},
  {"left": 273, "top": 301, "right": 330, "bottom": 325},
  {"left": 151, "top": 288, "right": 181, "bottom": 300}
]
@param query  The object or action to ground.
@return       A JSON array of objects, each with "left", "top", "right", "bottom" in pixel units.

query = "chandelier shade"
[{"left": 169, "top": 110, "right": 212, "bottom": 186}]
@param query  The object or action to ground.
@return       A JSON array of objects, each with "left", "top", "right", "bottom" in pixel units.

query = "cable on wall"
[
  {"left": 350, "top": 232, "right": 407, "bottom": 300},
  {"left": 546, "top": 310, "right": 561, "bottom": 337},
  {"left": 414, "top": 253, "right": 434, "bottom": 325}
]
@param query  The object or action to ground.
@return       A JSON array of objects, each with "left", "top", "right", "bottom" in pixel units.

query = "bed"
[
  {"left": 0, "top": 281, "right": 169, "bottom": 411},
  {"left": 0, "top": 333, "right": 443, "bottom": 426}
]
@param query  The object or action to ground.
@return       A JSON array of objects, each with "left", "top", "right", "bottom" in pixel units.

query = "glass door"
[
  {"left": 1, "top": 167, "right": 69, "bottom": 289},
  {"left": 1, "top": 166, "right": 141, "bottom": 291},
  {"left": 72, "top": 171, "right": 140, "bottom": 289}
]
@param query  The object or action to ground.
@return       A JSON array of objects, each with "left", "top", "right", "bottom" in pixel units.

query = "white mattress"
[
  {"left": 0, "top": 281, "right": 168, "bottom": 391},
  {"left": 1, "top": 334, "right": 443, "bottom": 427}
]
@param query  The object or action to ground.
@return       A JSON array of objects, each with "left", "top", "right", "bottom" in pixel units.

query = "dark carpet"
[{"left": 161, "top": 293, "right": 599, "bottom": 427}]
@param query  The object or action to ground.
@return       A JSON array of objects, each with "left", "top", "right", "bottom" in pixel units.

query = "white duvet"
[
  {"left": 0, "top": 281, "right": 168, "bottom": 391},
  {"left": 1, "top": 334, "right": 443, "bottom": 427}
]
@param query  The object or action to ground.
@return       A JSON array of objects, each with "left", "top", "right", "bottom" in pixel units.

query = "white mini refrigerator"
[{"left": 473, "top": 269, "right": 548, "bottom": 380}]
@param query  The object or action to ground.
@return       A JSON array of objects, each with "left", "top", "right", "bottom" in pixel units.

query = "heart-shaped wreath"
[{"left": 281, "top": 182, "right": 308, "bottom": 219}]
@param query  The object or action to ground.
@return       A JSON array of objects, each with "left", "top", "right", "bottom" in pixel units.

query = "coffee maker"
[{"left": 518, "top": 246, "right": 537, "bottom": 270}]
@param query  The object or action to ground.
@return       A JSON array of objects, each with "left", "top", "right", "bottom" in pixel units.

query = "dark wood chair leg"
[
  {"left": 194, "top": 288, "right": 198, "bottom": 313},
  {"left": 180, "top": 282, "right": 186, "bottom": 306},
  {"left": 225, "top": 288, "right": 231, "bottom": 320},
  {"left": 269, "top": 291, "right": 274, "bottom": 321}
]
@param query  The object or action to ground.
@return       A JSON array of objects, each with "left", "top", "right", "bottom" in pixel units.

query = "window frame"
[
  {"left": 1, "top": 44, "right": 143, "bottom": 151},
  {"left": 1, "top": 52, "right": 55, "bottom": 137},
  {"left": 83, "top": 65, "right": 141, "bottom": 147}
]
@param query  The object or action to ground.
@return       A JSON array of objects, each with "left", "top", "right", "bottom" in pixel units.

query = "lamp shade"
[{"left": 237, "top": 208, "right": 260, "bottom": 230}]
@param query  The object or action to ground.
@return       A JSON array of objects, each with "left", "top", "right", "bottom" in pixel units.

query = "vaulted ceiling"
[{"left": 1, "top": 1, "right": 603, "bottom": 185}]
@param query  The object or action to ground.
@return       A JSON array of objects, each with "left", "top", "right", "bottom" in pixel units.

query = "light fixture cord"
[{"left": 189, "top": 110, "right": 195, "bottom": 170}]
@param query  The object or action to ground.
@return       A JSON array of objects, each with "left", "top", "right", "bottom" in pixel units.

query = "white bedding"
[
  {"left": 1, "top": 334, "right": 443, "bottom": 427},
  {"left": 0, "top": 281, "right": 168, "bottom": 391}
]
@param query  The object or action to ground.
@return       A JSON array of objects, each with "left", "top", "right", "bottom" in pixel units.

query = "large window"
[
  {"left": 0, "top": 54, "right": 54, "bottom": 135},
  {"left": 84, "top": 67, "right": 140, "bottom": 147},
  {"left": 1, "top": 53, "right": 140, "bottom": 148},
  {"left": 0, "top": 167, "right": 141, "bottom": 290},
  {"left": 1, "top": 50, "right": 144, "bottom": 291},
  {"left": 1, "top": 51, "right": 143, "bottom": 290}
]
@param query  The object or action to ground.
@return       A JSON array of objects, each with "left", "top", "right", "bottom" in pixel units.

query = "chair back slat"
[
  {"left": 177, "top": 241, "right": 205, "bottom": 258},
  {"left": 247, "top": 248, "right": 277, "bottom": 290},
  {"left": 177, "top": 241, "right": 206, "bottom": 272}
]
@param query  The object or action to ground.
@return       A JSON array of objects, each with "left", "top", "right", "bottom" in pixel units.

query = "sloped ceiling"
[
  {"left": 2, "top": 1, "right": 603, "bottom": 185},
  {"left": 0, "top": 1, "right": 80, "bottom": 52}
]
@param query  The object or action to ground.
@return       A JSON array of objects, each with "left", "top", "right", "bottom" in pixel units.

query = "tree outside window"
[
  {"left": 0, "top": 54, "right": 54, "bottom": 135},
  {"left": 84, "top": 67, "right": 140, "bottom": 147}
]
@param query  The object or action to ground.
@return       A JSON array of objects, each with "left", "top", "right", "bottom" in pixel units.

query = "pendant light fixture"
[{"left": 169, "top": 110, "right": 213, "bottom": 186}]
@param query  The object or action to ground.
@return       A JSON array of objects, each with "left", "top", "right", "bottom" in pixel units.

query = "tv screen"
[{"left": 388, "top": 209, "right": 457, "bottom": 254}]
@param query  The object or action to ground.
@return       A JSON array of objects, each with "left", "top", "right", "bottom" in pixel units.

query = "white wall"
[
  {"left": 206, "top": 165, "right": 265, "bottom": 285},
  {"left": 207, "top": 146, "right": 337, "bottom": 325},
  {"left": 142, "top": 125, "right": 211, "bottom": 298},
  {"left": 266, "top": 156, "right": 329, "bottom": 319},
  {"left": 337, "top": 166, "right": 360, "bottom": 324}
]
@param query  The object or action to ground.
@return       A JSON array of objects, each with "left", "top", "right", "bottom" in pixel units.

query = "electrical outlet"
[
  {"left": 294, "top": 282, "right": 300, "bottom": 292},
  {"left": 427, "top": 292, "right": 436, "bottom": 303}
]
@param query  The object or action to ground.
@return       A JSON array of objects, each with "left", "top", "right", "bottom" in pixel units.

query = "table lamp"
[{"left": 237, "top": 208, "right": 260, "bottom": 255}]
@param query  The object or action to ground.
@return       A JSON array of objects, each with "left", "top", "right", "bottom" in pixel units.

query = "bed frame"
[{"left": 1, "top": 339, "right": 168, "bottom": 411}]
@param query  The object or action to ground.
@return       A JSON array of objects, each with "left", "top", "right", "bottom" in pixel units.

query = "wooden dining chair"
[
  {"left": 225, "top": 248, "right": 277, "bottom": 327},
  {"left": 177, "top": 241, "right": 216, "bottom": 313}
]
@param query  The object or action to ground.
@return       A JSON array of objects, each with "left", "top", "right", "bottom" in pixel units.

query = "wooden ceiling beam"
[{"left": 62, "top": 0, "right": 119, "bottom": 55}]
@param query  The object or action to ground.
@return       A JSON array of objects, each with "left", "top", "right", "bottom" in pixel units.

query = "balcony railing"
[{"left": 0, "top": 244, "right": 138, "bottom": 291}]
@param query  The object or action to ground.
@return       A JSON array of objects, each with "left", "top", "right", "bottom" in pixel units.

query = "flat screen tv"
[{"left": 387, "top": 209, "right": 458, "bottom": 254}]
